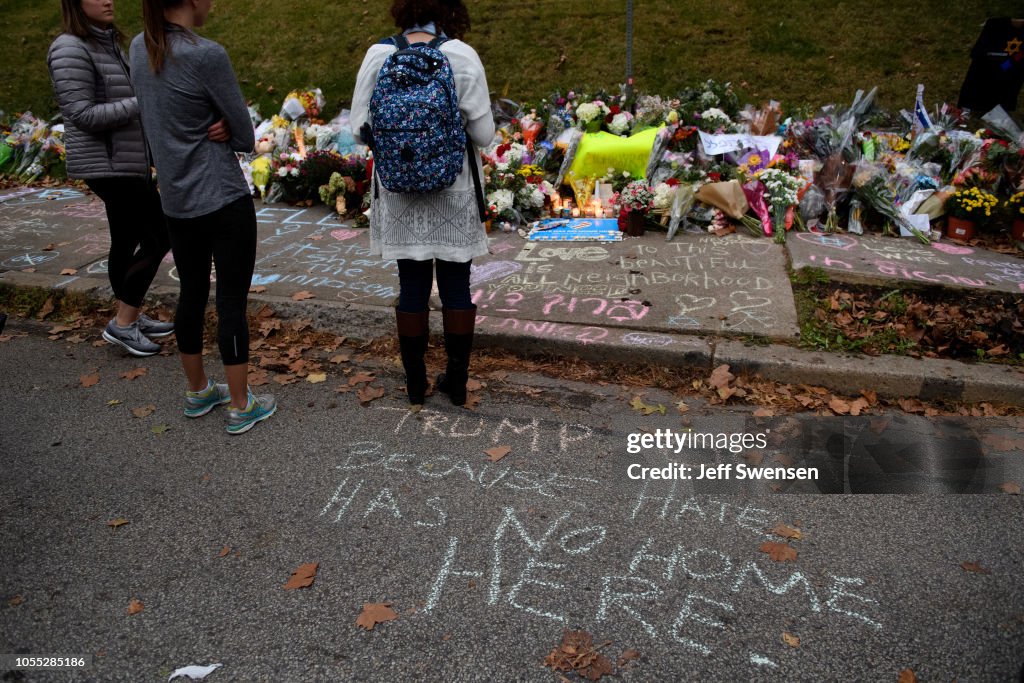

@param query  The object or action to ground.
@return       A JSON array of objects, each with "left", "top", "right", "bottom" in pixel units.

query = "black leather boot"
[
  {"left": 396, "top": 309, "right": 430, "bottom": 405},
  {"left": 436, "top": 306, "right": 476, "bottom": 406}
]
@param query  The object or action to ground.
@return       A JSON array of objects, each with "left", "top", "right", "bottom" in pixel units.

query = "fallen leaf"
[
  {"left": 961, "top": 561, "right": 991, "bottom": 574},
  {"left": 484, "top": 446, "right": 512, "bottom": 463},
  {"left": 349, "top": 372, "right": 376, "bottom": 386},
  {"left": 828, "top": 398, "right": 851, "bottom": 415},
  {"left": 249, "top": 285, "right": 267, "bottom": 293},
  {"left": 283, "top": 562, "right": 319, "bottom": 590},
  {"left": 630, "top": 396, "right": 666, "bottom": 416},
  {"left": 291, "top": 290, "right": 316, "bottom": 301},
  {"left": 898, "top": 670, "right": 918, "bottom": 683},
  {"left": 982, "top": 435, "right": 1024, "bottom": 451},
  {"left": 782, "top": 632, "right": 800, "bottom": 648},
  {"left": 676, "top": 401, "right": 690, "bottom": 414},
  {"left": 306, "top": 372, "right": 327, "bottom": 384},
  {"left": 709, "top": 364, "right": 734, "bottom": 390},
  {"left": 49, "top": 324, "right": 73, "bottom": 334},
  {"left": 218, "top": 546, "right": 231, "bottom": 558},
  {"left": 466, "top": 379, "right": 483, "bottom": 392},
  {"left": 8, "top": 596, "right": 23, "bottom": 607},
  {"left": 151, "top": 424, "right": 171, "bottom": 435},
  {"left": 753, "top": 408, "right": 775, "bottom": 417},
  {"left": 356, "top": 602, "right": 399, "bottom": 630},
  {"left": 617, "top": 649, "right": 640, "bottom": 666},
  {"left": 544, "top": 630, "right": 615, "bottom": 680},
  {"left": 273, "top": 374, "right": 298, "bottom": 386},
  {"left": 248, "top": 370, "right": 270, "bottom": 387},
  {"left": 42, "top": 243, "right": 55, "bottom": 251},
  {"left": 357, "top": 385, "right": 386, "bottom": 404},
  {"left": 107, "top": 518, "right": 129, "bottom": 528},
  {"left": 37, "top": 302, "right": 59, "bottom": 322},
  {"left": 127, "top": 599, "right": 144, "bottom": 615},
  {"left": 770, "top": 523, "right": 802, "bottom": 541},
  {"left": 464, "top": 393, "right": 482, "bottom": 410},
  {"left": 330, "top": 353, "right": 352, "bottom": 364},
  {"left": 79, "top": 372, "right": 100, "bottom": 388},
  {"left": 60, "top": 268, "right": 77, "bottom": 276},
  {"left": 65, "top": 334, "right": 86, "bottom": 344},
  {"left": 106, "top": 399, "right": 123, "bottom": 406},
  {"left": 759, "top": 541, "right": 798, "bottom": 562},
  {"left": 131, "top": 405, "right": 156, "bottom": 418},
  {"left": 998, "top": 482, "right": 1021, "bottom": 495},
  {"left": 121, "top": 367, "right": 148, "bottom": 381}
]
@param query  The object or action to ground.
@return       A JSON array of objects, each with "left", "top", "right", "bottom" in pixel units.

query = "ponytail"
[
  {"left": 142, "top": 0, "right": 168, "bottom": 72},
  {"left": 142, "top": 0, "right": 188, "bottom": 73}
]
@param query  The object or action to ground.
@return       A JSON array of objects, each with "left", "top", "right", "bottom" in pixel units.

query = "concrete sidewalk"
[{"left": 1, "top": 185, "right": 1022, "bottom": 404}]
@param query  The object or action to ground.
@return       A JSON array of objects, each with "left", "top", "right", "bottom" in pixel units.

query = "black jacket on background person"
[{"left": 958, "top": 17, "right": 1024, "bottom": 114}]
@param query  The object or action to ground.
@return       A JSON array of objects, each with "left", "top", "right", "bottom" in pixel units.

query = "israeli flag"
[{"left": 914, "top": 84, "right": 933, "bottom": 131}]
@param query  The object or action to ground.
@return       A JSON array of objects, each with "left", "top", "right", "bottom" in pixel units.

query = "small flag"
[{"left": 913, "top": 84, "right": 933, "bottom": 132}]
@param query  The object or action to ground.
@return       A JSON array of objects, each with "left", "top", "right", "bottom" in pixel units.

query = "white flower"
[
  {"left": 277, "top": 167, "right": 290, "bottom": 177},
  {"left": 517, "top": 185, "right": 545, "bottom": 208},
  {"left": 608, "top": 112, "right": 633, "bottom": 135},
  {"left": 652, "top": 182, "right": 678, "bottom": 210},
  {"left": 576, "top": 101, "right": 610, "bottom": 124},
  {"left": 487, "top": 189, "right": 515, "bottom": 214}
]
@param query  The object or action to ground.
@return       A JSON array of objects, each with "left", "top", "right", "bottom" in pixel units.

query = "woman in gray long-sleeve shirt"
[
  {"left": 47, "top": 0, "right": 175, "bottom": 358},
  {"left": 130, "top": 0, "right": 275, "bottom": 435}
]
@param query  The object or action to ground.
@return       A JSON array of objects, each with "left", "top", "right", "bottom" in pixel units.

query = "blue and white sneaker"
[
  {"left": 184, "top": 379, "right": 231, "bottom": 418},
  {"left": 137, "top": 314, "right": 175, "bottom": 338},
  {"left": 225, "top": 391, "right": 277, "bottom": 435}
]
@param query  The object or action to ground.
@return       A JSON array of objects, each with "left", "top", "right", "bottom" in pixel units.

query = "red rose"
[
  {"left": 665, "top": 178, "right": 680, "bottom": 187},
  {"left": 609, "top": 105, "right": 621, "bottom": 116},
  {"left": 496, "top": 143, "right": 511, "bottom": 157},
  {"left": 709, "top": 172, "right": 721, "bottom": 182}
]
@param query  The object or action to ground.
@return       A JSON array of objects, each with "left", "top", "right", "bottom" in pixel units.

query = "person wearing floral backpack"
[{"left": 351, "top": 0, "right": 495, "bottom": 407}]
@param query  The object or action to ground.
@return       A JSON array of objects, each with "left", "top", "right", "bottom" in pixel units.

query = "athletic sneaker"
[
  {"left": 102, "top": 320, "right": 160, "bottom": 357},
  {"left": 225, "top": 391, "right": 277, "bottom": 435},
  {"left": 137, "top": 314, "right": 175, "bottom": 338},
  {"left": 184, "top": 379, "right": 232, "bottom": 418}
]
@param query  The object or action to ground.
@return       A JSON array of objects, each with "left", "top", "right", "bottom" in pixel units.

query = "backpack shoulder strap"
[
  {"left": 380, "top": 34, "right": 410, "bottom": 49},
  {"left": 427, "top": 36, "right": 448, "bottom": 49}
]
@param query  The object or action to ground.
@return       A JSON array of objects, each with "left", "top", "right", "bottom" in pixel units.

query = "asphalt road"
[{"left": 1, "top": 321, "right": 1023, "bottom": 682}]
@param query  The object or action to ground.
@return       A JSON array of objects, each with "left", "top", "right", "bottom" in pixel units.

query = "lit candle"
[
  {"left": 551, "top": 193, "right": 561, "bottom": 210},
  {"left": 591, "top": 199, "right": 602, "bottom": 217},
  {"left": 571, "top": 207, "right": 580, "bottom": 218}
]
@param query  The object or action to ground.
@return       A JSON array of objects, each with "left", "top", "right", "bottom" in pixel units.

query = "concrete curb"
[{"left": 2, "top": 273, "right": 1022, "bottom": 406}]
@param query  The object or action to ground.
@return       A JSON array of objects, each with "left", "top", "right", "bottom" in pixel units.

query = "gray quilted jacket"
[{"left": 47, "top": 25, "right": 148, "bottom": 179}]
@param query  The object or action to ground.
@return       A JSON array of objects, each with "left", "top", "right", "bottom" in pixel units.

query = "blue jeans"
[{"left": 396, "top": 259, "right": 472, "bottom": 312}]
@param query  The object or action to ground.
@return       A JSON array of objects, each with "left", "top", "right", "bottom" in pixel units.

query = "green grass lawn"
[{"left": 2, "top": 0, "right": 1021, "bottom": 121}]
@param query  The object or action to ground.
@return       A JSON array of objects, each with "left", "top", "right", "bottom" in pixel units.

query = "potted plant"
[
  {"left": 944, "top": 187, "right": 998, "bottom": 240},
  {"left": 1005, "top": 191, "right": 1024, "bottom": 241},
  {"left": 615, "top": 180, "right": 654, "bottom": 236}
]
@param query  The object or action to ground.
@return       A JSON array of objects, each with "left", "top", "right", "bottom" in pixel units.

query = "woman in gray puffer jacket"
[{"left": 47, "top": 0, "right": 210, "bottom": 356}]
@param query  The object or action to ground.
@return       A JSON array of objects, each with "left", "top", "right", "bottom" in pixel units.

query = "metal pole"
[{"left": 625, "top": 0, "right": 634, "bottom": 101}]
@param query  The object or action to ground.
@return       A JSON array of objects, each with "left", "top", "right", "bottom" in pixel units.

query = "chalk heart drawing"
[
  {"left": 331, "top": 229, "right": 360, "bottom": 241},
  {"left": 729, "top": 291, "right": 771, "bottom": 310},
  {"left": 793, "top": 233, "right": 857, "bottom": 250},
  {"left": 674, "top": 293, "right": 716, "bottom": 315},
  {"left": 931, "top": 242, "right": 974, "bottom": 256},
  {"left": 738, "top": 241, "right": 773, "bottom": 257},
  {"left": 621, "top": 332, "right": 675, "bottom": 347},
  {"left": 470, "top": 261, "right": 523, "bottom": 285},
  {"left": 250, "top": 273, "right": 281, "bottom": 286}
]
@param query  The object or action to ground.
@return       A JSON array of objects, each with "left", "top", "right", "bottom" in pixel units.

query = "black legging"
[
  {"left": 85, "top": 177, "right": 170, "bottom": 308},
  {"left": 397, "top": 259, "right": 473, "bottom": 312},
  {"left": 165, "top": 196, "right": 256, "bottom": 365}
]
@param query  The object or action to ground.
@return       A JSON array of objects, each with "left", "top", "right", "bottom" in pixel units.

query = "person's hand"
[{"left": 207, "top": 118, "right": 231, "bottom": 142}]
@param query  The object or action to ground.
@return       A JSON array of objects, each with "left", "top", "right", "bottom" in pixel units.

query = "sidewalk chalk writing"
[{"left": 314, "top": 409, "right": 884, "bottom": 666}]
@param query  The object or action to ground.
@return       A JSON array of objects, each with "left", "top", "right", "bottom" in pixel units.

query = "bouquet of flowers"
[
  {"left": 852, "top": 164, "right": 931, "bottom": 243},
  {"left": 607, "top": 111, "right": 634, "bottom": 136},
  {"left": 276, "top": 150, "right": 364, "bottom": 203},
  {"left": 483, "top": 145, "right": 555, "bottom": 225},
  {"left": 280, "top": 88, "right": 324, "bottom": 122},
  {"left": 741, "top": 180, "right": 772, "bottom": 237},
  {"left": 615, "top": 180, "right": 654, "bottom": 213},
  {"left": 576, "top": 100, "right": 611, "bottom": 130},
  {"left": 759, "top": 167, "right": 802, "bottom": 241},
  {"left": 1005, "top": 191, "right": 1024, "bottom": 222}
]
